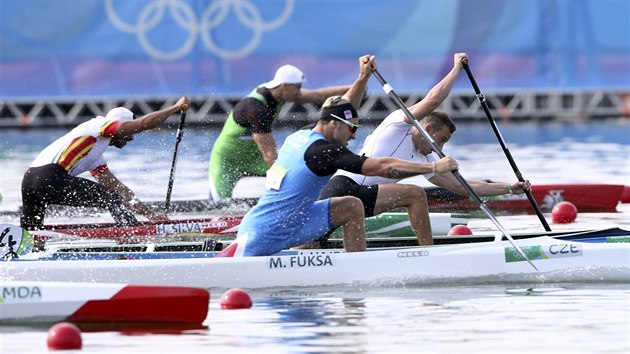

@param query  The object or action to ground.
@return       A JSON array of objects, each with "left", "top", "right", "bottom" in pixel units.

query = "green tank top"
[{"left": 209, "top": 85, "right": 285, "bottom": 198}]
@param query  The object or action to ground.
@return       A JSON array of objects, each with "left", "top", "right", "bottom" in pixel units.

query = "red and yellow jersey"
[{"left": 30, "top": 117, "right": 121, "bottom": 176}]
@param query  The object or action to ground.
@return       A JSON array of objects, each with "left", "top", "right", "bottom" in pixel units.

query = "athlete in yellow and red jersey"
[{"left": 20, "top": 96, "right": 190, "bottom": 230}]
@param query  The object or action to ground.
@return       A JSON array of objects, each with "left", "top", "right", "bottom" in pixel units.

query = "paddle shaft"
[
  {"left": 165, "top": 106, "right": 188, "bottom": 212},
  {"left": 371, "top": 68, "right": 538, "bottom": 271},
  {"left": 461, "top": 58, "right": 551, "bottom": 231}
]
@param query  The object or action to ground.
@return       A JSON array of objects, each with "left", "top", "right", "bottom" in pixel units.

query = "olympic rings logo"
[{"left": 105, "top": 0, "right": 294, "bottom": 61}]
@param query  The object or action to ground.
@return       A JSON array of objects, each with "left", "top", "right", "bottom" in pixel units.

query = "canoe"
[
  {"left": 35, "top": 215, "right": 244, "bottom": 241},
  {"left": 5, "top": 183, "right": 624, "bottom": 219},
  {"left": 16, "top": 227, "right": 630, "bottom": 261},
  {"left": 151, "top": 183, "right": 628, "bottom": 214},
  {"left": 0, "top": 197, "right": 259, "bottom": 218},
  {"left": 0, "top": 281, "right": 209, "bottom": 324},
  {"left": 31, "top": 212, "right": 469, "bottom": 245},
  {"left": 425, "top": 183, "right": 625, "bottom": 214},
  {"left": 22, "top": 227, "right": 630, "bottom": 257},
  {"left": 3, "top": 233, "right": 629, "bottom": 288},
  {"left": 228, "top": 179, "right": 627, "bottom": 212}
]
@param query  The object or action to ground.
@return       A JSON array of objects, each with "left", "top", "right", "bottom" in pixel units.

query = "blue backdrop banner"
[{"left": 1, "top": 0, "right": 628, "bottom": 99}]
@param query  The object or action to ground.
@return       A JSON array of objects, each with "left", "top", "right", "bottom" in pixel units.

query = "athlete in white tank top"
[
  {"left": 335, "top": 110, "right": 438, "bottom": 185},
  {"left": 319, "top": 53, "right": 531, "bottom": 247}
]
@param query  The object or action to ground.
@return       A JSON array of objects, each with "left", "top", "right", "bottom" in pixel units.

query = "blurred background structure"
[{"left": 1, "top": 0, "right": 629, "bottom": 127}]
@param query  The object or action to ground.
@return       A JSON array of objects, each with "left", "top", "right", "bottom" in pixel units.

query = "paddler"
[
  {"left": 208, "top": 63, "right": 352, "bottom": 201},
  {"left": 319, "top": 52, "right": 531, "bottom": 246},
  {"left": 20, "top": 96, "right": 191, "bottom": 230}
]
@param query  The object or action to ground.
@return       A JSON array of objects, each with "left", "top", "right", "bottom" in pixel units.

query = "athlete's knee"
[
  {"left": 332, "top": 196, "right": 364, "bottom": 222},
  {"left": 401, "top": 185, "right": 427, "bottom": 204}
]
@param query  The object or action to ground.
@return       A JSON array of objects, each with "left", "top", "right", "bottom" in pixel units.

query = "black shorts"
[
  {"left": 21, "top": 164, "right": 137, "bottom": 229},
  {"left": 319, "top": 175, "right": 379, "bottom": 217}
]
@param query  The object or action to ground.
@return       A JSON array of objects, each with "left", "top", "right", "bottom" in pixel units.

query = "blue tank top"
[{"left": 237, "top": 129, "right": 332, "bottom": 241}]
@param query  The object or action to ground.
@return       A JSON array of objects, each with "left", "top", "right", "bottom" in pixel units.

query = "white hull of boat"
[{"left": 2, "top": 237, "right": 629, "bottom": 289}]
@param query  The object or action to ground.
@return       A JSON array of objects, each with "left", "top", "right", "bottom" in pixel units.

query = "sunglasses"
[{"left": 330, "top": 114, "right": 359, "bottom": 134}]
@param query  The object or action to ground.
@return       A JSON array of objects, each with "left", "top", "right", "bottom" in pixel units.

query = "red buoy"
[
  {"left": 447, "top": 225, "right": 473, "bottom": 236},
  {"left": 552, "top": 201, "right": 578, "bottom": 223},
  {"left": 220, "top": 288, "right": 252, "bottom": 309},
  {"left": 47, "top": 322, "right": 82, "bottom": 350}
]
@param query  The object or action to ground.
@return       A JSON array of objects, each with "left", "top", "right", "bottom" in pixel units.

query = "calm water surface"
[{"left": 0, "top": 121, "right": 629, "bottom": 353}]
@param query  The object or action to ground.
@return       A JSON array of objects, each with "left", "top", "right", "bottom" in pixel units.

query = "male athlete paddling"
[{"left": 20, "top": 96, "right": 190, "bottom": 230}]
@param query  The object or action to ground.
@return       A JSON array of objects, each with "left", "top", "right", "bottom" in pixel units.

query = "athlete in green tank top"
[
  {"left": 209, "top": 86, "right": 282, "bottom": 200},
  {"left": 208, "top": 64, "right": 352, "bottom": 200}
]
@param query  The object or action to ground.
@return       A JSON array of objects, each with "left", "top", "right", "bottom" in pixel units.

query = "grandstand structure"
[{"left": 1, "top": 90, "right": 628, "bottom": 128}]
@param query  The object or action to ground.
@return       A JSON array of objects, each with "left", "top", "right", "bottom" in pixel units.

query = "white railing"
[{"left": 1, "top": 90, "right": 628, "bottom": 128}]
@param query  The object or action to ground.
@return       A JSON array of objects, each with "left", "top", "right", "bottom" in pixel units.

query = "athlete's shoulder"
[
  {"left": 370, "top": 111, "right": 411, "bottom": 139},
  {"left": 66, "top": 117, "right": 109, "bottom": 136},
  {"left": 284, "top": 129, "right": 316, "bottom": 148},
  {"left": 234, "top": 95, "right": 269, "bottom": 115},
  {"left": 380, "top": 109, "right": 409, "bottom": 127},
  {"left": 309, "top": 138, "right": 350, "bottom": 155}
]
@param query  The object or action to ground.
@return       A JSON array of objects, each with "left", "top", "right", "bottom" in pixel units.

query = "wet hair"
[
  {"left": 319, "top": 96, "right": 358, "bottom": 121},
  {"left": 420, "top": 111, "right": 456, "bottom": 133}
]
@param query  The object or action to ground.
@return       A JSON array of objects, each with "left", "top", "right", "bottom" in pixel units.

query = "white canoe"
[
  {"left": 2, "top": 236, "right": 629, "bottom": 289},
  {"left": 0, "top": 281, "right": 209, "bottom": 324}
]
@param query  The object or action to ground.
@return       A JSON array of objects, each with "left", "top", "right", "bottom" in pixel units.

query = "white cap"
[
  {"left": 263, "top": 64, "right": 305, "bottom": 89},
  {"left": 105, "top": 107, "right": 134, "bottom": 122}
]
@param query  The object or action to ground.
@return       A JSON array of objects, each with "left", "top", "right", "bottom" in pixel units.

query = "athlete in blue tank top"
[{"left": 235, "top": 125, "right": 366, "bottom": 256}]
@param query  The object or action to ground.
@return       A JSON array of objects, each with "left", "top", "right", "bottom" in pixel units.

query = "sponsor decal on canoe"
[
  {"left": 608, "top": 236, "right": 630, "bottom": 243},
  {"left": 155, "top": 221, "right": 228, "bottom": 234},
  {"left": 1, "top": 286, "right": 42, "bottom": 303},
  {"left": 505, "top": 243, "right": 583, "bottom": 263},
  {"left": 397, "top": 250, "right": 429, "bottom": 258},
  {"left": 269, "top": 254, "right": 335, "bottom": 269},
  {"left": 0, "top": 224, "right": 34, "bottom": 257}
]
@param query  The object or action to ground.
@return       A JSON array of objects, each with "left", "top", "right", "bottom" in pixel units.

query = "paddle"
[
  {"left": 165, "top": 104, "right": 189, "bottom": 213},
  {"left": 370, "top": 67, "right": 538, "bottom": 271},
  {"left": 461, "top": 58, "right": 552, "bottom": 232}
]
